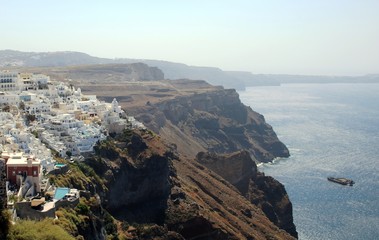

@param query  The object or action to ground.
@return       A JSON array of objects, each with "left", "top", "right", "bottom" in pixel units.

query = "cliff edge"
[
  {"left": 196, "top": 151, "right": 298, "bottom": 238},
  {"left": 119, "top": 79, "right": 289, "bottom": 163},
  {"left": 84, "top": 129, "right": 295, "bottom": 239},
  {"left": 10, "top": 73, "right": 296, "bottom": 238}
]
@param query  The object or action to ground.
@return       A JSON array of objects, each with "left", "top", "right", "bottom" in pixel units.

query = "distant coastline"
[
  {"left": 241, "top": 73, "right": 379, "bottom": 88},
  {"left": 1, "top": 50, "right": 378, "bottom": 90}
]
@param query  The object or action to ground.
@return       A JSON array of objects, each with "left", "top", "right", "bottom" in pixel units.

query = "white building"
[
  {"left": 19, "top": 73, "right": 50, "bottom": 91},
  {"left": 0, "top": 92, "right": 20, "bottom": 107},
  {"left": 69, "top": 125, "right": 105, "bottom": 154},
  {"left": 0, "top": 71, "right": 19, "bottom": 92},
  {"left": 0, "top": 71, "right": 146, "bottom": 163},
  {"left": 56, "top": 83, "right": 72, "bottom": 97},
  {"left": 39, "top": 131, "right": 67, "bottom": 157},
  {"left": 24, "top": 99, "right": 51, "bottom": 115}
]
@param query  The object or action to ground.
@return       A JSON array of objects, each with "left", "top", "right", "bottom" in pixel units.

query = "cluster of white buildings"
[
  {"left": 0, "top": 70, "right": 145, "bottom": 217},
  {"left": 1, "top": 70, "right": 144, "bottom": 159}
]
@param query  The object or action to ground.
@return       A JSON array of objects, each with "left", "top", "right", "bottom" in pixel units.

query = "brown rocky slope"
[
  {"left": 119, "top": 79, "right": 290, "bottom": 163},
  {"left": 85, "top": 129, "right": 295, "bottom": 239},
  {"left": 196, "top": 151, "right": 297, "bottom": 238},
  {"left": 77, "top": 78, "right": 297, "bottom": 237}
]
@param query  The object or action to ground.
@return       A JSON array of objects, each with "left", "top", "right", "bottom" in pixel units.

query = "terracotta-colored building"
[{"left": 2, "top": 152, "right": 42, "bottom": 192}]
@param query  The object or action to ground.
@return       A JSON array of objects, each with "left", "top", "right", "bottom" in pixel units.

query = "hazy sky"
[{"left": 1, "top": 0, "right": 378, "bottom": 75}]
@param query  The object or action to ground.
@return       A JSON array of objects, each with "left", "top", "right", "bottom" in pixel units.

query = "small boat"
[{"left": 327, "top": 177, "right": 354, "bottom": 186}]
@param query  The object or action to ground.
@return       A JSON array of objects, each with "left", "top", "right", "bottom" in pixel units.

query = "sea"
[{"left": 238, "top": 83, "right": 379, "bottom": 240}]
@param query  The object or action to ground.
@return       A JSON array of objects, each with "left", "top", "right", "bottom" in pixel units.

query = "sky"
[{"left": 1, "top": 0, "right": 378, "bottom": 75}]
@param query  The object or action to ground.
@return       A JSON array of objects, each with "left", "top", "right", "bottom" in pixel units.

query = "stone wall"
[{"left": 16, "top": 201, "right": 55, "bottom": 220}]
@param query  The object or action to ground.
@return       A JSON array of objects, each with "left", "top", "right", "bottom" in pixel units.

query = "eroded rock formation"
[
  {"left": 129, "top": 85, "right": 289, "bottom": 163},
  {"left": 85, "top": 129, "right": 295, "bottom": 239},
  {"left": 196, "top": 151, "right": 298, "bottom": 238}
]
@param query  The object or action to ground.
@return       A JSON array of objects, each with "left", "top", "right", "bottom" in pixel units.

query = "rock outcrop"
[
  {"left": 248, "top": 173, "right": 298, "bottom": 238},
  {"left": 196, "top": 151, "right": 298, "bottom": 238},
  {"left": 196, "top": 151, "right": 256, "bottom": 195},
  {"left": 89, "top": 130, "right": 172, "bottom": 224},
  {"left": 83, "top": 129, "right": 295, "bottom": 239},
  {"left": 128, "top": 83, "right": 289, "bottom": 162}
]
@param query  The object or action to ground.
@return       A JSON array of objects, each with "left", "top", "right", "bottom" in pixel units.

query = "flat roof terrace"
[{"left": 3, "top": 152, "right": 40, "bottom": 166}]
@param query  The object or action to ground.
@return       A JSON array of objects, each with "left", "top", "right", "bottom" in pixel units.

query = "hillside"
[
  {"left": 1, "top": 50, "right": 378, "bottom": 90},
  {"left": 196, "top": 151, "right": 297, "bottom": 237},
  {"left": 76, "top": 79, "right": 289, "bottom": 163},
  {"left": 0, "top": 50, "right": 110, "bottom": 67},
  {"left": 0, "top": 64, "right": 298, "bottom": 239},
  {"left": 3, "top": 129, "right": 296, "bottom": 239},
  {"left": 56, "top": 129, "right": 296, "bottom": 239},
  {"left": 0, "top": 50, "right": 244, "bottom": 89},
  {"left": 1, "top": 62, "right": 164, "bottom": 84},
  {"left": 0, "top": 62, "right": 288, "bottom": 162}
]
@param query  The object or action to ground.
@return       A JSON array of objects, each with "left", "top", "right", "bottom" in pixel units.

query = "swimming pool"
[
  {"left": 54, "top": 187, "right": 70, "bottom": 200},
  {"left": 55, "top": 163, "right": 66, "bottom": 168}
]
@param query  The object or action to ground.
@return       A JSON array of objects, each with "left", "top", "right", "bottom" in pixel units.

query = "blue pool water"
[
  {"left": 55, "top": 163, "right": 66, "bottom": 168},
  {"left": 238, "top": 83, "right": 379, "bottom": 240},
  {"left": 54, "top": 187, "right": 70, "bottom": 200}
]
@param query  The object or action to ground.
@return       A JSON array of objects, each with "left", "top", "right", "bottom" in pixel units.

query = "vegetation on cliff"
[
  {"left": 0, "top": 57, "right": 300, "bottom": 239},
  {"left": 2, "top": 78, "right": 297, "bottom": 239},
  {"left": 93, "top": 129, "right": 295, "bottom": 239},
  {"left": 7, "top": 219, "right": 75, "bottom": 240},
  {"left": 3, "top": 126, "right": 295, "bottom": 240},
  {"left": 0, "top": 210, "right": 11, "bottom": 239}
]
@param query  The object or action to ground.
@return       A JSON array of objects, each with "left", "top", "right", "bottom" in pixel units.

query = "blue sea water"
[{"left": 238, "top": 84, "right": 379, "bottom": 240}]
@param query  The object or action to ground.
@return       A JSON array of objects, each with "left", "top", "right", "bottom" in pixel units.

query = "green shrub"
[
  {"left": 75, "top": 202, "right": 90, "bottom": 215},
  {"left": 55, "top": 207, "right": 90, "bottom": 236},
  {"left": 103, "top": 211, "right": 117, "bottom": 236},
  {"left": 0, "top": 210, "right": 11, "bottom": 240},
  {"left": 8, "top": 218, "right": 75, "bottom": 240}
]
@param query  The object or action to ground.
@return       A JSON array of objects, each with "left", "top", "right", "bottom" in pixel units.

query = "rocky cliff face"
[
  {"left": 196, "top": 151, "right": 298, "bottom": 238},
  {"left": 248, "top": 173, "right": 297, "bottom": 238},
  {"left": 88, "top": 130, "right": 172, "bottom": 224},
  {"left": 83, "top": 129, "right": 295, "bottom": 239},
  {"left": 129, "top": 86, "right": 289, "bottom": 162},
  {"left": 30, "top": 78, "right": 296, "bottom": 239},
  {"left": 196, "top": 151, "right": 256, "bottom": 194}
]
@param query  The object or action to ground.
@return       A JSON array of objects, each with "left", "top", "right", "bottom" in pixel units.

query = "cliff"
[
  {"left": 84, "top": 129, "right": 295, "bottom": 239},
  {"left": 125, "top": 80, "right": 289, "bottom": 162},
  {"left": 45, "top": 78, "right": 294, "bottom": 239},
  {"left": 9, "top": 129, "right": 294, "bottom": 239},
  {"left": 0, "top": 74, "right": 296, "bottom": 238},
  {"left": 196, "top": 151, "right": 298, "bottom": 238},
  {"left": 4, "top": 50, "right": 378, "bottom": 89},
  {"left": 94, "top": 131, "right": 172, "bottom": 223}
]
